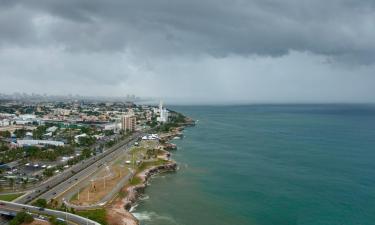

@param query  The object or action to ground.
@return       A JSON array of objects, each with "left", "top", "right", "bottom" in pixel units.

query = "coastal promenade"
[{"left": 62, "top": 169, "right": 135, "bottom": 210}]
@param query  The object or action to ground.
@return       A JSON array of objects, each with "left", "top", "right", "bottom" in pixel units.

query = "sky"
[{"left": 0, "top": 0, "right": 375, "bottom": 104}]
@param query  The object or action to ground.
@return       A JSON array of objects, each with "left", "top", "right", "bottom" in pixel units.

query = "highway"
[
  {"left": 16, "top": 132, "right": 143, "bottom": 204},
  {"left": 38, "top": 139, "right": 136, "bottom": 202},
  {"left": 0, "top": 200, "right": 100, "bottom": 225}
]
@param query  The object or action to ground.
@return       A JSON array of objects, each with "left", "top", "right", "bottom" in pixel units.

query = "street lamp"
[
  {"left": 120, "top": 164, "right": 125, "bottom": 177},
  {"left": 65, "top": 207, "right": 68, "bottom": 222}
]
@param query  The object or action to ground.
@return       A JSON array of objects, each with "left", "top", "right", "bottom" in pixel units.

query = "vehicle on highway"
[{"left": 56, "top": 218, "right": 66, "bottom": 222}]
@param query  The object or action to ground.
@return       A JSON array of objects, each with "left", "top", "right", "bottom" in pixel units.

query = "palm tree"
[{"left": 8, "top": 178, "right": 15, "bottom": 190}]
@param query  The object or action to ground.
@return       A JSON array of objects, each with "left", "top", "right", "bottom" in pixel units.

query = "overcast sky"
[{"left": 0, "top": 0, "right": 375, "bottom": 103}]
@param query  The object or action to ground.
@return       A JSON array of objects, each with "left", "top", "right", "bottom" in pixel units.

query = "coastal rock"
[{"left": 123, "top": 162, "right": 177, "bottom": 211}]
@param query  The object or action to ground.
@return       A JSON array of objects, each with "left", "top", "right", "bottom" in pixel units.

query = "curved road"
[{"left": 0, "top": 200, "right": 100, "bottom": 225}]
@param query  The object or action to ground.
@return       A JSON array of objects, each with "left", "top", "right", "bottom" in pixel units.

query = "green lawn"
[
  {"left": 137, "top": 159, "right": 168, "bottom": 172},
  {"left": 128, "top": 159, "right": 169, "bottom": 186},
  {"left": 0, "top": 193, "right": 24, "bottom": 201},
  {"left": 128, "top": 176, "right": 142, "bottom": 186},
  {"left": 76, "top": 209, "right": 107, "bottom": 225}
]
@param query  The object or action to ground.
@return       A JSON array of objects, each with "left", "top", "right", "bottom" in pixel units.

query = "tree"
[
  {"left": 8, "top": 178, "right": 15, "bottom": 190},
  {"left": 33, "top": 198, "right": 47, "bottom": 208},
  {"left": 0, "top": 130, "right": 11, "bottom": 138},
  {"left": 81, "top": 148, "right": 92, "bottom": 158},
  {"left": 24, "top": 213, "right": 34, "bottom": 223},
  {"left": 33, "top": 125, "right": 47, "bottom": 139},
  {"left": 104, "top": 130, "right": 114, "bottom": 136},
  {"left": 9, "top": 211, "right": 34, "bottom": 225},
  {"left": 78, "top": 136, "right": 96, "bottom": 147},
  {"left": 14, "top": 129, "right": 27, "bottom": 138},
  {"left": 43, "top": 168, "right": 54, "bottom": 177},
  {"left": 50, "top": 198, "right": 59, "bottom": 208},
  {"left": 0, "top": 143, "right": 9, "bottom": 152},
  {"left": 21, "top": 179, "right": 27, "bottom": 189}
]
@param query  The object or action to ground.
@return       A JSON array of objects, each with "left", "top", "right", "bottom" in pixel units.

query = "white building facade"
[{"left": 157, "top": 101, "right": 169, "bottom": 123}]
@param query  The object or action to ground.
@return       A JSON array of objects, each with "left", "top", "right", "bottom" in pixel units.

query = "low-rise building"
[
  {"left": 74, "top": 133, "right": 88, "bottom": 143},
  {"left": 16, "top": 139, "right": 64, "bottom": 147}
]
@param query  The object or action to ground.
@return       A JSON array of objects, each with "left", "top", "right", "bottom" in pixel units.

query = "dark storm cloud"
[
  {"left": 1, "top": 0, "right": 375, "bottom": 62},
  {"left": 0, "top": 0, "right": 375, "bottom": 103}
]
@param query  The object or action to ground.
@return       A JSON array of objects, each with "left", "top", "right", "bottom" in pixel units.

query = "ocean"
[{"left": 132, "top": 104, "right": 375, "bottom": 225}]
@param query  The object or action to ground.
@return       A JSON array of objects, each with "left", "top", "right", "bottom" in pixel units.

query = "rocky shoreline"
[
  {"left": 124, "top": 162, "right": 178, "bottom": 211},
  {"left": 106, "top": 162, "right": 178, "bottom": 225},
  {"left": 106, "top": 118, "right": 194, "bottom": 225}
]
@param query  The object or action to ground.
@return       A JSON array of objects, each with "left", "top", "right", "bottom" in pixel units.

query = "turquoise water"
[{"left": 133, "top": 105, "right": 375, "bottom": 225}]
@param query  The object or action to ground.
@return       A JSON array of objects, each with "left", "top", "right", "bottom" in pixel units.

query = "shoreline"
[
  {"left": 106, "top": 162, "right": 178, "bottom": 225},
  {"left": 106, "top": 118, "right": 194, "bottom": 225}
]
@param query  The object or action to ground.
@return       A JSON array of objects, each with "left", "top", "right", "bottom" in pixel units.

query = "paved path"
[{"left": 62, "top": 168, "right": 134, "bottom": 210}]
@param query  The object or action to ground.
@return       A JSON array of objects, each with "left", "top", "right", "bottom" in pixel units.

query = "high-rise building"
[{"left": 121, "top": 115, "right": 136, "bottom": 132}]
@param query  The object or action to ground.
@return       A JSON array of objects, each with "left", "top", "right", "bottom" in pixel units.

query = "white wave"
[
  {"left": 129, "top": 203, "right": 138, "bottom": 212},
  {"left": 139, "top": 194, "right": 150, "bottom": 201},
  {"left": 133, "top": 211, "right": 178, "bottom": 224},
  {"left": 132, "top": 211, "right": 151, "bottom": 221}
]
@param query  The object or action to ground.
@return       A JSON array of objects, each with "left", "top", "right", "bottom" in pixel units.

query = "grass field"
[
  {"left": 0, "top": 193, "right": 24, "bottom": 201},
  {"left": 76, "top": 209, "right": 107, "bottom": 225},
  {"left": 137, "top": 159, "right": 168, "bottom": 172}
]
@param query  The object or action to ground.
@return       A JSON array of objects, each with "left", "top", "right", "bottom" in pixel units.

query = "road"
[
  {"left": 0, "top": 200, "right": 100, "bottom": 225},
  {"left": 38, "top": 139, "right": 137, "bottom": 203},
  {"left": 16, "top": 132, "right": 143, "bottom": 204}
]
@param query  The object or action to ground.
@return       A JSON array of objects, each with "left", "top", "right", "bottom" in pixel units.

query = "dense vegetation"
[
  {"left": 32, "top": 198, "right": 48, "bottom": 208},
  {"left": 77, "top": 135, "right": 96, "bottom": 147},
  {"left": 13, "top": 129, "right": 27, "bottom": 138},
  {"left": 0, "top": 130, "right": 11, "bottom": 138},
  {"left": 0, "top": 148, "right": 24, "bottom": 163},
  {"left": 27, "top": 146, "right": 75, "bottom": 161},
  {"left": 9, "top": 211, "right": 34, "bottom": 225},
  {"left": 32, "top": 125, "right": 48, "bottom": 139}
]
